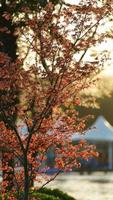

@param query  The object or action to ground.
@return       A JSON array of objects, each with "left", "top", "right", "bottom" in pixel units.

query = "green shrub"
[
  {"left": 37, "top": 187, "right": 76, "bottom": 200},
  {"left": 32, "top": 191, "right": 60, "bottom": 200}
]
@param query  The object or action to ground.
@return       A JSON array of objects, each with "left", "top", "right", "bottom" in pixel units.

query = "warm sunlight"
[
  {"left": 1, "top": 1, "right": 113, "bottom": 200},
  {"left": 65, "top": 0, "right": 113, "bottom": 76}
]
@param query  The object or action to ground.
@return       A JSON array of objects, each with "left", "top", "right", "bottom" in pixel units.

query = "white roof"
[{"left": 72, "top": 116, "right": 113, "bottom": 142}]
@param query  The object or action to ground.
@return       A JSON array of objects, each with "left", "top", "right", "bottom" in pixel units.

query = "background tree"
[
  {"left": 0, "top": 0, "right": 112, "bottom": 200},
  {"left": 0, "top": 0, "right": 19, "bottom": 190},
  {"left": 76, "top": 72, "right": 113, "bottom": 127}
]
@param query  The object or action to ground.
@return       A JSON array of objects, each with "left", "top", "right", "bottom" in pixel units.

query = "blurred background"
[
  {"left": 46, "top": 112, "right": 113, "bottom": 200},
  {"left": 47, "top": 172, "right": 113, "bottom": 200}
]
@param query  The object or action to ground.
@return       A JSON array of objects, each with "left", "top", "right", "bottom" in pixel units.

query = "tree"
[
  {"left": 0, "top": 0, "right": 112, "bottom": 199},
  {"left": 0, "top": 0, "right": 55, "bottom": 191}
]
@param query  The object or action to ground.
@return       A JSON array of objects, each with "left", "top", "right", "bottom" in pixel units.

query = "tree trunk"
[{"left": 23, "top": 156, "right": 29, "bottom": 200}]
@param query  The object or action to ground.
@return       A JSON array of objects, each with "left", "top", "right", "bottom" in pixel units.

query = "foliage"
[
  {"left": 38, "top": 187, "right": 76, "bottom": 200},
  {"left": 32, "top": 192, "right": 60, "bottom": 200},
  {"left": 0, "top": 0, "right": 112, "bottom": 200}
]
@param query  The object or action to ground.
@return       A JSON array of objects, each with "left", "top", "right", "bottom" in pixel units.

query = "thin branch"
[
  {"left": 78, "top": 22, "right": 99, "bottom": 63},
  {"left": 74, "top": 12, "right": 87, "bottom": 46},
  {"left": 39, "top": 171, "right": 61, "bottom": 189}
]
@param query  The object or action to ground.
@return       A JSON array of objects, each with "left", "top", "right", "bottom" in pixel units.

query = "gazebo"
[{"left": 72, "top": 116, "right": 113, "bottom": 170}]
